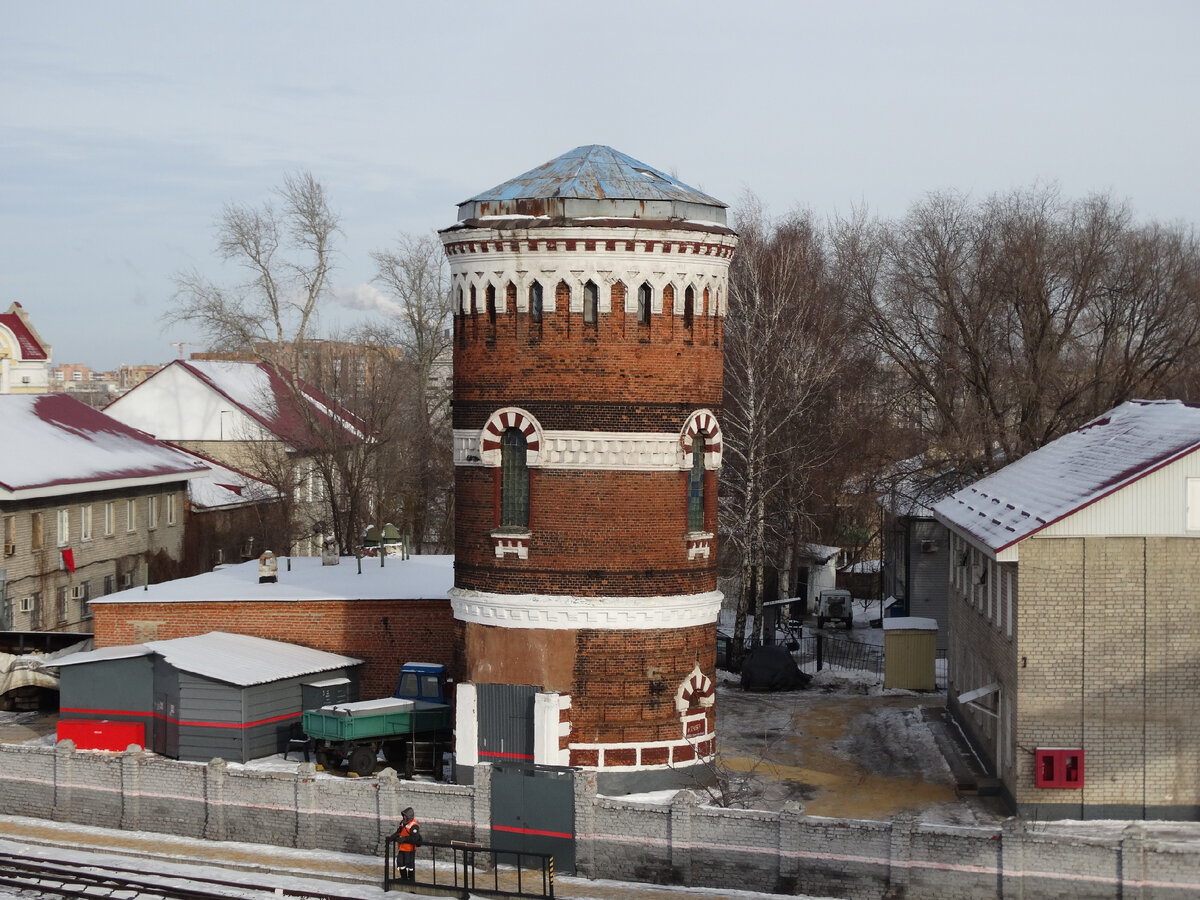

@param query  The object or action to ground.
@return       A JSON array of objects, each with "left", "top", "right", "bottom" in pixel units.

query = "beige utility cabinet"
[{"left": 883, "top": 617, "right": 938, "bottom": 690}]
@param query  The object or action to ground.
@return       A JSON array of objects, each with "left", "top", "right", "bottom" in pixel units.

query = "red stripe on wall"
[
  {"left": 478, "top": 750, "right": 535, "bottom": 761},
  {"left": 492, "top": 824, "right": 574, "bottom": 840}
]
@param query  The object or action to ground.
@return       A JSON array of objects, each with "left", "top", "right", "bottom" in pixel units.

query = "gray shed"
[{"left": 54, "top": 632, "right": 361, "bottom": 763}]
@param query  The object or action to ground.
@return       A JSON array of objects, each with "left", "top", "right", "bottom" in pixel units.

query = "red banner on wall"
[{"left": 61, "top": 548, "right": 75, "bottom": 573}]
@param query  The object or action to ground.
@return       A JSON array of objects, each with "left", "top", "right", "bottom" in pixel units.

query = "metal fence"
[{"left": 384, "top": 837, "right": 554, "bottom": 898}]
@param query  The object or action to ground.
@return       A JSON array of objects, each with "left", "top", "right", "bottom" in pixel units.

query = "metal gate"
[
  {"left": 478, "top": 683, "right": 536, "bottom": 764},
  {"left": 491, "top": 763, "right": 575, "bottom": 874}
]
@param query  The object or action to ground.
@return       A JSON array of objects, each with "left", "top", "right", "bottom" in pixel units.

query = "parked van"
[{"left": 817, "top": 588, "right": 854, "bottom": 630}]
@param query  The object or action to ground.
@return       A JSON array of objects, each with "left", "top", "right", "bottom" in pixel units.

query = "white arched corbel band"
[
  {"left": 479, "top": 407, "right": 543, "bottom": 467},
  {"left": 680, "top": 409, "right": 722, "bottom": 469}
]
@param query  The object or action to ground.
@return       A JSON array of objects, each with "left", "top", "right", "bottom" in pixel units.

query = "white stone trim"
[
  {"left": 567, "top": 716, "right": 715, "bottom": 771},
  {"left": 491, "top": 530, "right": 530, "bottom": 559},
  {"left": 456, "top": 428, "right": 699, "bottom": 470},
  {"left": 450, "top": 588, "right": 723, "bottom": 630},
  {"left": 533, "top": 691, "right": 572, "bottom": 767},
  {"left": 453, "top": 682, "right": 479, "bottom": 767},
  {"left": 675, "top": 663, "right": 715, "bottom": 712},
  {"left": 478, "top": 407, "right": 543, "bottom": 467}
]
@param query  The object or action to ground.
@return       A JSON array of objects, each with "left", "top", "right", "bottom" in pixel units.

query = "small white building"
[{"left": 0, "top": 302, "right": 51, "bottom": 394}]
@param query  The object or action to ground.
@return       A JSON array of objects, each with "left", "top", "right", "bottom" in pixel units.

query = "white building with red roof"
[
  {"left": 103, "top": 359, "right": 368, "bottom": 555},
  {"left": 933, "top": 399, "right": 1200, "bottom": 821},
  {"left": 0, "top": 302, "right": 52, "bottom": 394},
  {"left": 0, "top": 393, "right": 209, "bottom": 634}
]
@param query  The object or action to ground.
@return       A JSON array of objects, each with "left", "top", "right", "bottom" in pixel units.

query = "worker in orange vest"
[{"left": 392, "top": 806, "right": 421, "bottom": 882}]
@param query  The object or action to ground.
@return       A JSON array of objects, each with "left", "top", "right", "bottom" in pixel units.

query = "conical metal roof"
[{"left": 455, "top": 145, "right": 728, "bottom": 226}]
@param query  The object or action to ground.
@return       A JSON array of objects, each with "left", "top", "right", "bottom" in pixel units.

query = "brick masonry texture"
[
  {"left": 92, "top": 599, "right": 461, "bottom": 698},
  {"left": 455, "top": 467, "right": 717, "bottom": 596},
  {"left": 7, "top": 744, "right": 1199, "bottom": 898},
  {"left": 949, "top": 534, "right": 1200, "bottom": 819}
]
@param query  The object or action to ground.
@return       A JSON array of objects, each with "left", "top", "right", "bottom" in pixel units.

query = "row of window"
[
  {"left": 2, "top": 494, "right": 177, "bottom": 554},
  {"left": 7, "top": 572, "right": 134, "bottom": 628},
  {"left": 952, "top": 536, "right": 1015, "bottom": 639},
  {"left": 462, "top": 280, "right": 706, "bottom": 331},
  {"left": 494, "top": 429, "right": 708, "bottom": 534}
]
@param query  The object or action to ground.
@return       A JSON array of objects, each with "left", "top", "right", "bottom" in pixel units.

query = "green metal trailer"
[{"left": 302, "top": 696, "right": 453, "bottom": 778}]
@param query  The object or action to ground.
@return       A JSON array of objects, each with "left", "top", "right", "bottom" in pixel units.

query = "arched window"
[
  {"left": 500, "top": 427, "right": 530, "bottom": 530},
  {"left": 683, "top": 286, "right": 695, "bottom": 331},
  {"left": 457, "top": 286, "right": 465, "bottom": 314},
  {"left": 583, "top": 280, "right": 598, "bottom": 325},
  {"left": 638, "top": 282, "right": 652, "bottom": 326},
  {"left": 486, "top": 284, "right": 497, "bottom": 325},
  {"left": 687, "top": 435, "right": 704, "bottom": 532},
  {"left": 529, "top": 281, "right": 543, "bottom": 323}
]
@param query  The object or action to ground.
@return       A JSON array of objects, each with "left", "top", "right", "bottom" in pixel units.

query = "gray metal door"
[
  {"left": 477, "top": 683, "right": 536, "bottom": 764},
  {"left": 491, "top": 763, "right": 576, "bottom": 874}
]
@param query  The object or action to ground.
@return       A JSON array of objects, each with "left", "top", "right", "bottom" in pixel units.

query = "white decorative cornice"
[
  {"left": 450, "top": 587, "right": 723, "bottom": 630},
  {"left": 455, "top": 425, "right": 722, "bottom": 471}
]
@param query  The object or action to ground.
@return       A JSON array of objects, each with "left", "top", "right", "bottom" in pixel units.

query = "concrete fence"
[{"left": 3, "top": 742, "right": 1200, "bottom": 898}]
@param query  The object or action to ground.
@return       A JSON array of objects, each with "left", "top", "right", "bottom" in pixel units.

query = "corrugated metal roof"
[
  {"left": 51, "top": 645, "right": 153, "bottom": 667},
  {"left": 933, "top": 399, "right": 1200, "bottom": 553},
  {"left": 143, "top": 632, "right": 361, "bottom": 686},
  {"left": 464, "top": 145, "right": 724, "bottom": 207}
]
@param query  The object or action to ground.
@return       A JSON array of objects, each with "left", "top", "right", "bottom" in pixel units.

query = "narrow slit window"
[
  {"left": 687, "top": 435, "right": 705, "bottom": 532},
  {"left": 638, "top": 282, "right": 652, "bottom": 326},
  {"left": 684, "top": 286, "right": 695, "bottom": 330},
  {"left": 500, "top": 427, "right": 530, "bottom": 530},
  {"left": 529, "top": 281, "right": 543, "bottom": 323},
  {"left": 583, "top": 280, "right": 598, "bottom": 326}
]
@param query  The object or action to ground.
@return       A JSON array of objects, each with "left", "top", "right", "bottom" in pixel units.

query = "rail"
[{"left": 384, "top": 836, "right": 554, "bottom": 898}]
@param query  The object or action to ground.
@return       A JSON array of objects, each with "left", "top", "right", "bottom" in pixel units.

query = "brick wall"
[
  {"left": 454, "top": 467, "right": 717, "bottom": 596},
  {"left": 92, "top": 598, "right": 461, "bottom": 698}
]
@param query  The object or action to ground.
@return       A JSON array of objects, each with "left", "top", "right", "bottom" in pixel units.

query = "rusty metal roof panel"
[{"left": 458, "top": 146, "right": 727, "bottom": 225}]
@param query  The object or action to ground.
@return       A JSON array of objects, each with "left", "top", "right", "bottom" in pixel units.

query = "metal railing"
[{"left": 384, "top": 836, "right": 554, "bottom": 898}]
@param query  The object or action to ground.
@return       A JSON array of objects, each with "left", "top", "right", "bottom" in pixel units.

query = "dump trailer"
[{"left": 302, "top": 662, "right": 452, "bottom": 778}]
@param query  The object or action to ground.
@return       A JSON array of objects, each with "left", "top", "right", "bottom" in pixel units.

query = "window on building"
[
  {"left": 486, "top": 284, "right": 497, "bottom": 327},
  {"left": 166, "top": 493, "right": 176, "bottom": 526},
  {"left": 31, "top": 512, "right": 43, "bottom": 550},
  {"left": 499, "top": 427, "right": 530, "bottom": 530},
  {"left": 688, "top": 435, "right": 705, "bottom": 532},
  {"left": 56, "top": 509, "right": 69, "bottom": 547},
  {"left": 55, "top": 586, "right": 67, "bottom": 623},
  {"left": 126, "top": 499, "right": 136, "bottom": 532},
  {"left": 3, "top": 515, "right": 13, "bottom": 555},
  {"left": 78, "top": 581, "right": 92, "bottom": 618},
  {"left": 104, "top": 574, "right": 114, "bottom": 595},
  {"left": 457, "top": 286, "right": 465, "bottom": 314},
  {"left": 80, "top": 505, "right": 93, "bottom": 541},
  {"left": 104, "top": 501, "right": 114, "bottom": 536},
  {"left": 147, "top": 496, "right": 158, "bottom": 529},
  {"left": 529, "top": 281, "right": 543, "bottom": 323},
  {"left": 583, "top": 280, "right": 598, "bottom": 326},
  {"left": 683, "top": 286, "right": 695, "bottom": 331},
  {"left": 638, "top": 282, "right": 652, "bottom": 327}
]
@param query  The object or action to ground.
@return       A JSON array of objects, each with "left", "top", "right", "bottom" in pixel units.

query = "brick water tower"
[{"left": 443, "top": 146, "right": 737, "bottom": 792}]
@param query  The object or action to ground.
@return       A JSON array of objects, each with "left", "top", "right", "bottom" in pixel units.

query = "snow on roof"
[
  {"left": 797, "top": 543, "right": 841, "bottom": 563},
  {"left": 883, "top": 616, "right": 939, "bottom": 631},
  {"left": 933, "top": 399, "right": 1200, "bottom": 553},
  {"left": 173, "top": 447, "right": 281, "bottom": 510},
  {"left": 145, "top": 632, "right": 360, "bottom": 686},
  {"left": 0, "top": 302, "right": 49, "bottom": 360},
  {"left": 169, "top": 360, "right": 367, "bottom": 450},
  {"left": 91, "top": 554, "right": 455, "bottom": 605},
  {"left": 0, "top": 394, "right": 211, "bottom": 499},
  {"left": 51, "top": 644, "right": 153, "bottom": 667},
  {"left": 52, "top": 632, "right": 360, "bottom": 686}
]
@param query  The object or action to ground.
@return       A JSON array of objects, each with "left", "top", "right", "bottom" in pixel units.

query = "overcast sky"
[{"left": 3, "top": 1, "right": 1197, "bottom": 370}]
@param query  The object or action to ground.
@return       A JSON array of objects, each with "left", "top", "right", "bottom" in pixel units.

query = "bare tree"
[
  {"left": 835, "top": 186, "right": 1200, "bottom": 477},
  {"left": 169, "top": 171, "right": 339, "bottom": 376},
  {"left": 722, "top": 196, "right": 851, "bottom": 666},
  {"left": 369, "top": 233, "right": 455, "bottom": 551}
]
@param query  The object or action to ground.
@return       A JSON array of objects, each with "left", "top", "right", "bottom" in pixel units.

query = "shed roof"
[
  {"left": 53, "top": 632, "right": 360, "bottom": 686},
  {"left": 0, "top": 394, "right": 211, "bottom": 499},
  {"left": 933, "top": 399, "right": 1200, "bottom": 553}
]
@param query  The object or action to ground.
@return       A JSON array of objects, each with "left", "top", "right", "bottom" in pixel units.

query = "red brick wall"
[
  {"left": 455, "top": 467, "right": 717, "bottom": 596},
  {"left": 568, "top": 623, "right": 715, "bottom": 746},
  {"left": 91, "top": 599, "right": 461, "bottom": 699}
]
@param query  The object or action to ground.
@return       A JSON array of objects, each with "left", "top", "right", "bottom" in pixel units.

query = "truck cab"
[{"left": 394, "top": 662, "right": 448, "bottom": 704}]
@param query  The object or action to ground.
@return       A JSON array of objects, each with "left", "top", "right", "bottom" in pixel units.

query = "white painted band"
[
  {"left": 455, "top": 428, "right": 721, "bottom": 470},
  {"left": 450, "top": 588, "right": 723, "bottom": 630}
]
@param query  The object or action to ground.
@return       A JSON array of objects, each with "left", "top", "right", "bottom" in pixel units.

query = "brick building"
[
  {"left": 443, "top": 146, "right": 738, "bottom": 791},
  {"left": 934, "top": 399, "right": 1200, "bottom": 820},
  {"left": 0, "top": 394, "right": 208, "bottom": 633}
]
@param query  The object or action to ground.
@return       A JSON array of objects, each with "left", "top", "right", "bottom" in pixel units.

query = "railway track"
[{"left": 0, "top": 851, "right": 380, "bottom": 900}]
